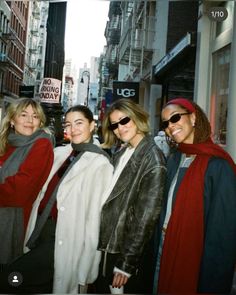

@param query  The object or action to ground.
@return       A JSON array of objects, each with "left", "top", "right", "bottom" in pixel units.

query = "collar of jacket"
[{"left": 114, "top": 135, "right": 154, "bottom": 167}]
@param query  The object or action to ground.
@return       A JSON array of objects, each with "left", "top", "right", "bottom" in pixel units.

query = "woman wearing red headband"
[{"left": 153, "top": 98, "right": 236, "bottom": 293}]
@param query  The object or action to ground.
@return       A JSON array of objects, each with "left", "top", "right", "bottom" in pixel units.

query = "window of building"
[
  {"left": 210, "top": 2, "right": 234, "bottom": 145},
  {"left": 211, "top": 45, "right": 230, "bottom": 145}
]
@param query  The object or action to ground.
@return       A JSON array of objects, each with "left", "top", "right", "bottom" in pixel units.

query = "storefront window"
[{"left": 211, "top": 45, "right": 230, "bottom": 145}]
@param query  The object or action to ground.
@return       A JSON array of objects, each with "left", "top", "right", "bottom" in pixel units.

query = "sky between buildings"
[{"left": 65, "top": 0, "right": 110, "bottom": 69}]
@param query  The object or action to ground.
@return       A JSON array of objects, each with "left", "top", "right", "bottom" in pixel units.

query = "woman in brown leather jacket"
[{"left": 95, "top": 99, "right": 166, "bottom": 294}]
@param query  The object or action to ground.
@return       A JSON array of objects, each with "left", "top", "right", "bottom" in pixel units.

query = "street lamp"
[{"left": 80, "top": 70, "right": 90, "bottom": 106}]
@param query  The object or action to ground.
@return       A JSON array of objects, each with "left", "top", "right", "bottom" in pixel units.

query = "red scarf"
[{"left": 158, "top": 139, "right": 236, "bottom": 293}]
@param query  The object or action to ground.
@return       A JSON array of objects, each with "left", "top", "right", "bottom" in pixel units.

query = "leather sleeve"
[{"left": 116, "top": 155, "right": 166, "bottom": 274}]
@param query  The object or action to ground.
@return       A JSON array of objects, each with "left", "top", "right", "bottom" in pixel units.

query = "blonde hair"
[
  {"left": 0, "top": 98, "right": 47, "bottom": 155},
  {"left": 102, "top": 98, "right": 150, "bottom": 148}
]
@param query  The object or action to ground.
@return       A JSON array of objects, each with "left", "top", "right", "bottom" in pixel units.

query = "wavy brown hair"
[
  {"left": 192, "top": 102, "right": 211, "bottom": 143},
  {"left": 102, "top": 99, "right": 150, "bottom": 148}
]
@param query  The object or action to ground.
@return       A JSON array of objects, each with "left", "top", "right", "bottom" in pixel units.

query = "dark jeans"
[
  {"left": 95, "top": 243, "right": 155, "bottom": 294},
  {"left": 0, "top": 218, "right": 55, "bottom": 294}
]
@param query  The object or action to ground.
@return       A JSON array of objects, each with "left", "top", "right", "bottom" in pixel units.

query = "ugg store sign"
[{"left": 113, "top": 81, "right": 139, "bottom": 102}]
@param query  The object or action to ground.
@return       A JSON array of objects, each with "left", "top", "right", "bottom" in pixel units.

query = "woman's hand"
[
  {"left": 112, "top": 272, "right": 128, "bottom": 288},
  {"left": 112, "top": 272, "right": 129, "bottom": 288}
]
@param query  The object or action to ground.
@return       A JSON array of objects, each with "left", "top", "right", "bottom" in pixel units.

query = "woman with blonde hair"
[
  {"left": 0, "top": 104, "right": 113, "bottom": 293},
  {"left": 96, "top": 98, "right": 166, "bottom": 294},
  {"left": 0, "top": 98, "right": 54, "bottom": 265}
]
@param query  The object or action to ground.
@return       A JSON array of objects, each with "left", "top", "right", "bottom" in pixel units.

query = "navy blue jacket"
[{"left": 154, "top": 150, "right": 236, "bottom": 293}]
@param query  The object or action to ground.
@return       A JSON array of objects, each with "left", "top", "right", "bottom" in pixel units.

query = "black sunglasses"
[
  {"left": 109, "top": 117, "right": 131, "bottom": 131},
  {"left": 162, "top": 113, "right": 190, "bottom": 129}
]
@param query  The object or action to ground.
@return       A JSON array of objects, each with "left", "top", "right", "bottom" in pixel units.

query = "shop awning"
[{"left": 153, "top": 32, "right": 196, "bottom": 82}]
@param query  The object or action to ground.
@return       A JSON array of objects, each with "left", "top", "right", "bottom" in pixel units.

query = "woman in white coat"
[{"left": 0, "top": 105, "right": 113, "bottom": 294}]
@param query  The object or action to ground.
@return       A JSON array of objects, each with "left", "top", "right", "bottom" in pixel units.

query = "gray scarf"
[
  {"left": 0, "top": 129, "right": 54, "bottom": 264},
  {"left": 26, "top": 142, "right": 110, "bottom": 249}
]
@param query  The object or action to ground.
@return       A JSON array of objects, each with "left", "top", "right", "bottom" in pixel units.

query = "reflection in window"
[{"left": 211, "top": 45, "right": 230, "bottom": 145}]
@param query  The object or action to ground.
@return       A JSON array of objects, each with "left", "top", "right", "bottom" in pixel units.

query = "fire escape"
[
  {"left": 119, "top": 1, "right": 155, "bottom": 80},
  {"left": 27, "top": 2, "right": 41, "bottom": 74},
  {"left": 0, "top": 28, "right": 16, "bottom": 69},
  {"left": 105, "top": 1, "right": 122, "bottom": 81},
  {"left": 0, "top": 27, "right": 17, "bottom": 99}
]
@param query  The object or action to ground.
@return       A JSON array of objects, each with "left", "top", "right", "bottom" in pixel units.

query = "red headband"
[{"left": 165, "top": 98, "right": 196, "bottom": 113}]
